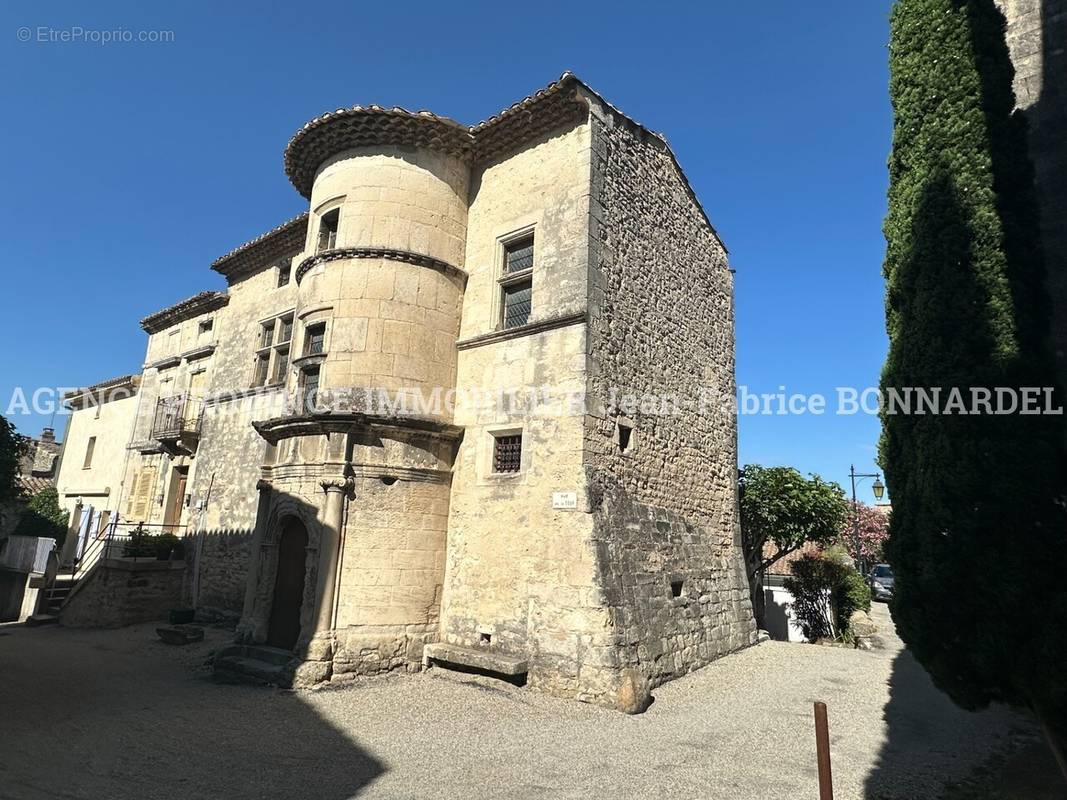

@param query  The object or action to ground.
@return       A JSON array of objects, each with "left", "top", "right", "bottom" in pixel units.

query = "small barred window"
[{"left": 492, "top": 433, "right": 522, "bottom": 473}]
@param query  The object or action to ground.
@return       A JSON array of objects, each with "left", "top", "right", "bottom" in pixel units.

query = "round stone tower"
[{"left": 239, "top": 108, "right": 474, "bottom": 684}]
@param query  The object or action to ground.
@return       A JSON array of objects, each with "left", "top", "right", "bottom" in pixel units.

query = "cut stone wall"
[
  {"left": 583, "top": 102, "right": 756, "bottom": 690},
  {"left": 441, "top": 118, "right": 606, "bottom": 700},
  {"left": 59, "top": 559, "right": 186, "bottom": 628}
]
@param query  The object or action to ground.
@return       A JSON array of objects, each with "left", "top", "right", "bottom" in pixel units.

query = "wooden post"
[{"left": 814, "top": 701, "right": 833, "bottom": 800}]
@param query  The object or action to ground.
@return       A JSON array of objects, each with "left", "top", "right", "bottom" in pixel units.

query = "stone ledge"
[
  {"left": 424, "top": 643, "right": 528, "bottom": 676},
  {"left": 455, "top": 311, "right": 586, "bottom": 351}
]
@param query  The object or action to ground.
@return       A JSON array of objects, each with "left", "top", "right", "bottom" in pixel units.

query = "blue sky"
[{"left": 0, "top": 0, "right": 893, "bottom": 499}]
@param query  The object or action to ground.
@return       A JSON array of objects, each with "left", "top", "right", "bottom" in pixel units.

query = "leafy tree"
[
  {"left": 839, "top": 503, "right": 890, "bottom": 565},
  {"left": 13, "top": 488, "right": 69, "bottom": 545},
  {"left": 881, "top": 0, "right": 1067, "bottom": 775},
  {"left": 0, "top": 415, "right": 27, "bottom": 506},
  {"left": 739, "top": 465, "right": 849, "bottom": 626}
]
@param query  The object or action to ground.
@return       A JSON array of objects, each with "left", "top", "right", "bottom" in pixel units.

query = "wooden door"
[
  {"left": 266, "top": 518, "right": 308, "bottom": 651},
  {"left": 163, "top": 467, "right": 188, "bottom": 529}
]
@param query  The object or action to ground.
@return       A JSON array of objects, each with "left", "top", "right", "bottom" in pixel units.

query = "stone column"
[
  {"left": 238, "top": 480, "right": 273, "bottom": 640},
  {"left": 314, "top": 478, "right": 350, "bottom": 634}
]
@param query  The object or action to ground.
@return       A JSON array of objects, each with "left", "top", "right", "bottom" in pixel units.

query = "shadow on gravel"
[
  {"left": 0, "top": 626, "right": 385, "bottom": 800},
  {"left": 861, "top": 647, "right": 1060, "bottom": 800}
]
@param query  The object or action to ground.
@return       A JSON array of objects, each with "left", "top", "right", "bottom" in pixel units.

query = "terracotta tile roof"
[
  {"left": 217, "top": 72, "right": 726, "bottom": 280},
  {"left": 140, "top": 291, "right": 229, "bottom": 334},
  {"left": 283, "top": 72, "right": 589, "bottom": 197},
  {"left": 17, "top": 474, "right": 54, "bottom": 498},
  {"left": 282, "top": 72, "right": 724, "bottom": 250}
]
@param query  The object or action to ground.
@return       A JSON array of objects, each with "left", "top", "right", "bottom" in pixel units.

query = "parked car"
[{"left": 868, "top": 564, "right": 895, "bottom": 601}]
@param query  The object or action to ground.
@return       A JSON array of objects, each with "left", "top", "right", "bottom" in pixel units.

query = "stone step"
[
  {"left": 25, "top": 614, "right": 59, "bottom": 627},
  {"left": 213, "top": 643, "right": 296, "bottom": 687},
  {"left": 213, "top": 655, "right": 293, "bottom": 687},
  {"left": 216, "top": 644, "right": 294, "bottom": 667},
  {"left": 424, "top": 643, "right": 528, "bottom": 676}
]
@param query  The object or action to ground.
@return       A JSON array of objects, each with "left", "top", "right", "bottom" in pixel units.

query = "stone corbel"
[{"left": 320, "top": 477, "right": 354, "bottom": 497}]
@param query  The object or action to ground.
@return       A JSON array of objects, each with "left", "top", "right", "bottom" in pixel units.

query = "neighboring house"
[
  {"left": 64, "top": 73, "right": 755, "bottom": 711},
  {"left": 0, "top": 428, "right": 62, "bottom": 539},
  {"left": 54, "top": 375, "right": 140, "bottom": 564},
  {"left": 0, "top": 428, "right": 62, "bottom": 621}
]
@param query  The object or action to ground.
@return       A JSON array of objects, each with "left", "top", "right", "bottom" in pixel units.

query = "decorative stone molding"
[
  {"left": 147, "top": 355, "right": 181, "bottom": 371},
  {"left": 252, "top": 411, "right": 463, "bottom": 445},
  {"left": 456, "top": 311, "right": 586, "bottom": 351},
  {"left": 321, "top": 477, "right": 354, "bottom": 495},
  {"left": 183, "top": 343, "right": 216, "bottom": 362},
  {"left": 293, "top": 246, "right": 466, "bottom": 286},
  {"left": 290, "top": 353, "right": 325, "bottom": 369}
]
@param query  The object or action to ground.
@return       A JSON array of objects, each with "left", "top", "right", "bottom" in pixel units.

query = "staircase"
[{"left": 43, "top": 574, "right": 78, "bottom": 614}]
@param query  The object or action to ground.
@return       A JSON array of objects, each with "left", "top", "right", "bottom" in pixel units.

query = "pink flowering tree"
[{"left": 840, "top": 502, "right": 890, "bottom": 564}]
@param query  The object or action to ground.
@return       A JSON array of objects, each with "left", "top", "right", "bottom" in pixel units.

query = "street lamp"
[
  {"left": 872, "top": 477, "right": 885, "bottom": 501},
  {"left": 849, "top": 465, "right": 884, "bottom": 574}
]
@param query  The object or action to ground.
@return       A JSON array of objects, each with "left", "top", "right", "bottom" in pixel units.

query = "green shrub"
[
  {"left": 13, "top": 488, "right": 69, "bottom": 545},
  {"left": 785, "top": 549, "right": 870, "bottom": 642},
  {"left": 123, "top": 530, "right": 181, "bottom": 559}
]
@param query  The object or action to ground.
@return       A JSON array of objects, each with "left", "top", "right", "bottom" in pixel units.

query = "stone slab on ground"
[{"left": 424, "top": 642, "right": 528, "bottom": 675}]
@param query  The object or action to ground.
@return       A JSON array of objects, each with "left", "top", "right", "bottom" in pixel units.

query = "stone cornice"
[
  {"left": 184, "top": 343, "right": 216, "bottom": 362},
  {"left": 141, "top": 291, "right": 229, "bottom": 334},
  {"left": 294, "top": 247, "right": 466, "bottom": 285},
  {"left": 456, "top": 311, "right": 586, "bottom": 351},
  {"left": 252, "top": 411, "right": 463, "bottom": 445},
  {"left": 211, "top": 213, "right": 309, "bottom": 283},
  {"left": 148, "top": 355, "right": 181, "bottom": 371},
  {"left": 283, "top": 72, "right": 589, "bottom": 198},
  {"left": 63, "top": 374, "right": 139, "bottom": 409}
]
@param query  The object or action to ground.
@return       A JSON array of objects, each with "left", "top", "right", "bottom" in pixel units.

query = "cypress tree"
[{"left": 881, "top": 0, "right": 1067, "bottom": 773}]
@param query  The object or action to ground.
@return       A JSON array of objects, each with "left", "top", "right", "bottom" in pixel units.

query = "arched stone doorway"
[{"left": 266, "top": 517, "right": 308, "bottom": 651}]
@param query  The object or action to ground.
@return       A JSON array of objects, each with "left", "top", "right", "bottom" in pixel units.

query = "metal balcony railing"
[{"left": 151, "top": 395, "right": 203, "bottom": 440}]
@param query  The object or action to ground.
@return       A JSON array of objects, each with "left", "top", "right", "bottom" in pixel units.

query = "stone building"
[
  {"left": 995, "top": 0, "right": 1067, "bottom": 385},
  {"left": 54, "top": 375, "right": 140, "bottom": 562},
  {"left": 0, "top": 428, "right": 62, "bottom": 540},
  {"left": 63, "top": 74, "right": 754, "bottom": 711}
]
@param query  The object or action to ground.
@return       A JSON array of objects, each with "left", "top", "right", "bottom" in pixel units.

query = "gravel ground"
[{"left": 0, "top": 605, "right": 1054, "bottom": 800}]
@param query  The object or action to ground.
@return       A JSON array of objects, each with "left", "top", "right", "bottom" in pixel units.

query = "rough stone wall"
[
  {"left": 995, "top": 0, "right": 1067, "bottom": 385},
  {"left": 584, "top": 103, "right": 755, "bottom": 690},
  {"left": 192, "top": 264, "right": 296, "bottom": 530},
  {"left": 59, "top": 559, "right": 186, "bottom": 628},
  {"left": 192, "top": 530, "right": 251, "bottom": 612}
]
